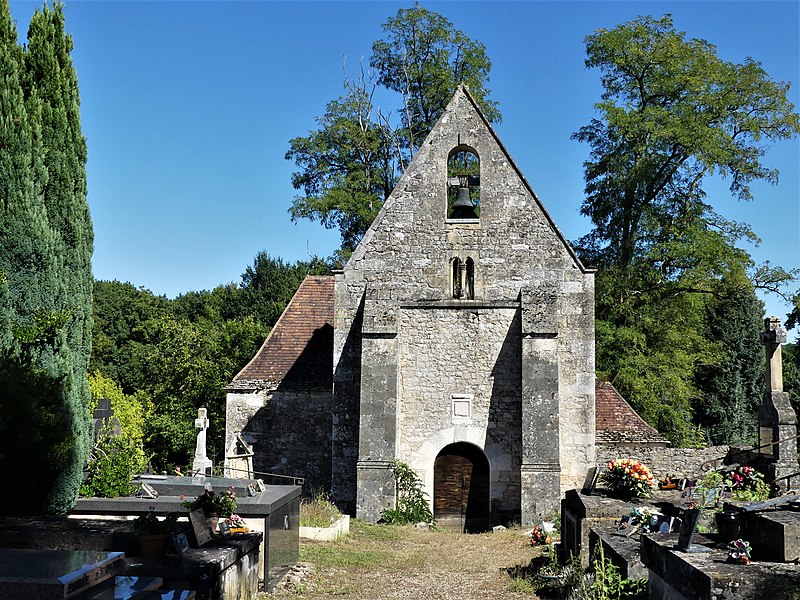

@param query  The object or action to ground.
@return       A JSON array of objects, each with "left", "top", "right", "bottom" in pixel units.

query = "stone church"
[{"left": 226, "top": 87, "right": 596, "bottom": 526}]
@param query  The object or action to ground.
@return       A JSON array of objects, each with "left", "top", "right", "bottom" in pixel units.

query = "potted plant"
[
  {"left": 132, "top": 507, "right": 178, "bottom": 560},
  {"left": 182, "top": 484, "right": 238, "bottom": 533},
  {"left": 601, "top": 459, "right": 655, "bottom": 499}
]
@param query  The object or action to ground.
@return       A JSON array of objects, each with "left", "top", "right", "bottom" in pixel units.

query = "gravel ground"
[{"left": 261, "top": 520, "right": 543, "bottom": 599}]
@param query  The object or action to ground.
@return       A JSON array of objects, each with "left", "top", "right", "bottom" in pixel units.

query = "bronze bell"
[{"left": 450, "top": 185, "right": 478, "bottom": 219}]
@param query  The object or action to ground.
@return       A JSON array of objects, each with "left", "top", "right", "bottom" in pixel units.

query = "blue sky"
[{"left": 8, "top": 1, "right": 800, "bottom": 321}]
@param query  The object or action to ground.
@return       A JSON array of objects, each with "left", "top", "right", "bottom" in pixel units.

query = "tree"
[
  {"left": 287, "top": 75, "right": 397, "bottom": 255},
  {"left": 574, "top": 15, "right": 800, "bottom": 275},
  {"left": 0, "top": 1, "right": 93, "bottom": 514},
  {"left": 371, "top": 4, "right": 499, "bottom": 153},
  {"left": 288, "top": 6, "right": 498, "bottom": 255},
  {"left": 575, "top": 15, "right": 800, "bottom": 444},
  {"left": 91, "top": 280, "right": 172, "bottom": 393},
  {"left": 239, "top": 252, "right": 330, "bottom": 325},
  {"left": 694, "top": 287, "right": 765, "bottom": 445}
]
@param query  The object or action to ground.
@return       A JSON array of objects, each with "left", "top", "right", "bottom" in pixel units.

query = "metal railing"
[
  {"left": 700, "top": 432, "right": 800, "bottom": 471},
  {"left": 218, "top": 465, "right": 304, "bottom": 487}
]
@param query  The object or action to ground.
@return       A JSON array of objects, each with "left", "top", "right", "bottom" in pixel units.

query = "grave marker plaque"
[
  {"left": 676, "top": 508, "right": 709, "bottom": 553},
  {"left": 581, "top": 466, "right": 599, "bottom": 495},
  {"left": 188, "top": 509, "right": 212, "bottom": 547}
]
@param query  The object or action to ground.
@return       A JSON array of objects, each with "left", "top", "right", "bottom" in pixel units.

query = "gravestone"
[
  {"left": 758, "top": 317, "right": 799, "bottom": 490},
  {"left": 192, "top": 408, "right": 213, "bottom": 476},
  {"left": 92, "top": 398, "right": 121, "bottom": 443},
  {"left": 675, "top": 508, "right": 708, "bottom": 553}
]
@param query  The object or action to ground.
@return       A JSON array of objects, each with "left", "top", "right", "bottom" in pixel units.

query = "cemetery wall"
[
  {"left": 226, "top": 386, "right": 333, "bottom": 493},
  {"left": 596, "top": 445, "right": 731, "bottom": 479}
]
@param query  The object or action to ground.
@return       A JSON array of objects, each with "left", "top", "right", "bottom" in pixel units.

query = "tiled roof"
[
  {"left": 233, "top": 276, "right": 334, "bottom": 389},
  {"left": 595, "top": 381, "right": 670, "bottom": 446}
]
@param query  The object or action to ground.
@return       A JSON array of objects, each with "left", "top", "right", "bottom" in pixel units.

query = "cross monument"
[{"left": 192, "top": 407, "right": 213, "bottom": 476}]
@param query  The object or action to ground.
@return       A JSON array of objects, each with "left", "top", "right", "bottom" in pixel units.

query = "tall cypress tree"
[
  {"left": 695, "top": 288, "right": 765, "bottom": 445},
  {"left": 0, "top": 0, "right": 93, "bottom": 515}
]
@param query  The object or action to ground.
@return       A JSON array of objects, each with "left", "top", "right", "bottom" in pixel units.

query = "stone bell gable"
[{"left": 332, "top": 86, "right": 595, "bottom": 524}]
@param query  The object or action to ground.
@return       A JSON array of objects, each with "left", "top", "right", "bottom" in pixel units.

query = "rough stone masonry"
[{"left": 227, "top": 86, "right": 596, "bottom": 525}]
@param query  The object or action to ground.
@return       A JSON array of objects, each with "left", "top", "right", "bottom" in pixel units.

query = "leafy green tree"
[
  {"left": 576, "top": 15, "right": 799, "bottom": 444},
  {"left": 141, "top": 315, "right": 266, "bottom": 471},
  {"left": 288, "top": 6, "right": 498, "bottom": 255},
  {"left": 239, "top": 252, "right": 330, "bottom": 325},
  {"left": 287, "top": 78, "right": 397, "bottom": 255},
  {"left": 372, "top": 4, "right": 499, "bottom": 152},
  {"left": 0, "top": 1, "right": 93, "bottom": 514},
  {"left": 91, "top": 280, "right": 171, "bottom": 392},
  {"left": 574, "top": 14, "right": 800, "bottom": 273}
]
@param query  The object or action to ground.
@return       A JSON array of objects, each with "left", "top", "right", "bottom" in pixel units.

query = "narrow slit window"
[
  {"left": 465, "top": 257, "right": 475, "bottom": 299},
  {"left": 452, "top": 257, "right": 462, "bottom": 299}
]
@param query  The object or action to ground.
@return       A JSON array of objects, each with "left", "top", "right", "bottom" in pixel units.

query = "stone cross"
[
  {"left": 761, "top": 316, "right": 787, "bottom": 394},
  {"left": 758, "top": 317, "right": 798, "bottom": 488},
  {"left": 192, "top": 407, "right": 213, "bottom": 476}
]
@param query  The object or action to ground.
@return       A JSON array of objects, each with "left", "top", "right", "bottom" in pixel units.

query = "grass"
[
  {"left": 300, "top": 492, "right": 343, "bottom": 528},
  {"left": 301, "top": 544, "right": 391, "bottom": 568},
  {"left": 280, "top": 519, "right": 541, "bottom": 599}
]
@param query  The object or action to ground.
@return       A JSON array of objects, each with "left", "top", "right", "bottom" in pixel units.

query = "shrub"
[
  {"left": 80, "top": 433, "right": 147, "bottom": 498},
  {"left": 380, "top": 460, "right": 434, "bottom": 525}
]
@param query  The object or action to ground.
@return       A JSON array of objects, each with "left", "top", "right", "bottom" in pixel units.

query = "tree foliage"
[
  {"left": 574, "top": 15, "right": 800, "bottom": 273},
  {"left": 371, "top": 3, "right": 499, "bottom": 151},
  {"left": 81, "top": 373, "right": 148, "bottom": 498},
  {"left": 89, "top": 252, "right": 328, "bottom": 472},
  {"left": 576, "top": 15, "right": 799, "bottom": 445},
  {"left": 694, "top": 288, "right": 765, "bottom": 445},
  {"left": 0, "top": 1, "right": 93, "bottom": 514},
  {"left": 287, "top": 5, "right": 498, "bottom": 255}
]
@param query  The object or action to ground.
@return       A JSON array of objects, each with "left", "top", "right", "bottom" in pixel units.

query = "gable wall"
[{"left": 334, "top": 90, "right": 595, "bottom": 522}]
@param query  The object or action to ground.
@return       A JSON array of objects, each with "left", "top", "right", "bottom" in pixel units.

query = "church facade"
[{"left": 226, "top": 87, "right": 596, "bottom": 525}]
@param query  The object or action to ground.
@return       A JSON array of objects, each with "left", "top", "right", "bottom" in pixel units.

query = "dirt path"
[{"left": 263, "top": 520, "right": 542, "bottom": 599}]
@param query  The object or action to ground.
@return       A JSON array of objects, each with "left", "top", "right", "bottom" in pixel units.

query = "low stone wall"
[
  {"left": 597, "top": 445, "right": 731, "bottom": 479},
  {"left": 299, "top": 514, "right": 350, "bottom": 542}
]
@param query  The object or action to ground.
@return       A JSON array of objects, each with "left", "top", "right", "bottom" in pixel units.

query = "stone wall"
[
  {"left": 335, "top": 88, "right": 595, "bottom": 523},
  {"left": 596, "top": 445, "right": 731, "bottom": 479},
  {"left": 225, "top": 385, "right": 333, "bottom": 494},
  {"left": 398, "top": 306, "right": 522, "bottom": 518}
]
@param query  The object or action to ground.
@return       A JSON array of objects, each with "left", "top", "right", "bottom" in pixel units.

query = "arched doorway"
[{"left": 433, "top": 442, "right": 490, "bottom": 533}]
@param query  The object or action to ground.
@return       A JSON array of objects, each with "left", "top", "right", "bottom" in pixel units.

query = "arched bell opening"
[
  {"left": 447, "top": 146, "right": 480, "bottom": 219},
  {"left": 433, "top": 442, "right": 490, "bottom": 533}
]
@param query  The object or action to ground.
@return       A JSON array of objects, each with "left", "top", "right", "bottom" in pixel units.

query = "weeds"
[{"left": 300, "top": 491, "right": 342, "bottom": 528}]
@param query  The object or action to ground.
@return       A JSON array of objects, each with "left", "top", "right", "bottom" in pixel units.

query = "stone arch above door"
[{"left": 433, "top": 442, "right": 490, "bottom": 533}]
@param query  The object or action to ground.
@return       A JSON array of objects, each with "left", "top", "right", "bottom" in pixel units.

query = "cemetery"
[{"left": 1, "top": 3, "right": 799, "bottom": 598}]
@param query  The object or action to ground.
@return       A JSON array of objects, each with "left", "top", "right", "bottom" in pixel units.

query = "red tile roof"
[
  {"left": 233, "top": 276, "right": 334, "bottom": 389},
  {"left": 595, "top": 381, "right": 669, "bottom": 446}
]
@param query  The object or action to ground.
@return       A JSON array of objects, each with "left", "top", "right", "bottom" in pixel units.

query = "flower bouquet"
[
  {"left": 727, "top": 539, "right": 752, "bottom": 565},
  {"left": 529, "top": 524, "right": 550, "bottom": 546},
  {"left": 225, "top": 514, "right": 249, "bottom": 534},
  {"left": 601, "top": 459, "right": 655, "bottom": 499},
  {"left": 182, "top": 483, "right": 238, "bottom": 518}
]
